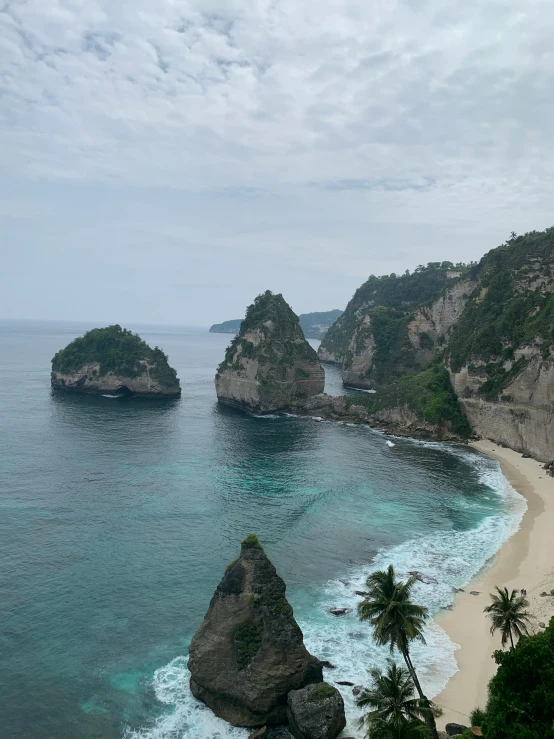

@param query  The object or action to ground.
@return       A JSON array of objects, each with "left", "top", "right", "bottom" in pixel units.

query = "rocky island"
[
  {"left": 51, "top": 324, "right": 181, "bottom": 398},
  {"left": 189, "top": 535, "right": 345, "bottom": 736},
  {"left": 215, "top": 291, "right": 325, "bottom": 413}
]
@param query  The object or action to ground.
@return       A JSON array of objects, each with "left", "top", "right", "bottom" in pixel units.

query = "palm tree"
[
  {"left": 357, "top": 565, "right": 438, "bottom": 739},
  {"left": 484, "top": 586, "right": 532, "bottom": 649},
  {"left": 356, "top": 659, "right": 430, "bottom": 734},
  {"left": 368, "top": 717, "right": 430, "bottom": 739}
]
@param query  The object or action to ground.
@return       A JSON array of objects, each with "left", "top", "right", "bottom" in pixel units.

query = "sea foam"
[{"left": 125, "top": 445, "right": 525, "bottom": 739}]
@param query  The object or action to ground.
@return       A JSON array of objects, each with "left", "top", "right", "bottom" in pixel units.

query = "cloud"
[{"left": 1, "top": 0, "right": 554, "bottom": 322}]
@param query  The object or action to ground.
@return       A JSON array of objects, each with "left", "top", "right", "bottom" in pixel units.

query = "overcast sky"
[{"left": 1, "top": 0, "right": 553, "bottom": 325}]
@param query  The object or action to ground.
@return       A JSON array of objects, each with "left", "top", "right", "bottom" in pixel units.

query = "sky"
[{"left": 1, "top": 0, "right": 554, "bottom": 326}]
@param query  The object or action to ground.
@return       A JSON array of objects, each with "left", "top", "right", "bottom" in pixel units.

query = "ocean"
[{"left": 0, "top": 320, "right": 526, "bottom": 739}]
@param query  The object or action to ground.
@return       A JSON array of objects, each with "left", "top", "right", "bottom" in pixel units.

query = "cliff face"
[
  {"left": 319, "top": 265, "right": 470, "bottom": 389},
  {"left": 315, "top": 227, "right": 554, "bottom": 461},
  {"left": 451, "top": 351, "right": 554, "bottom": 461},
  {"left": 51, "top": 325, "right": 181, "bottom": 398},
  {"left": 445, "top": 228, "right": 554, "bottom": 461},
  {"left": 215, "top": 291, "right": 324, "bottom": 413},
  {"left": 51, "top": 362, "right": 180, "bottom": 397},
  {"left": 188, "top": 535, "right": 322, "bottom": 727}
]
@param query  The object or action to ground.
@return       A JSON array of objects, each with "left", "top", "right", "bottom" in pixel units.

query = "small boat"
[{"left": 386, "top": 440, "right": 395, "bottom": 448}]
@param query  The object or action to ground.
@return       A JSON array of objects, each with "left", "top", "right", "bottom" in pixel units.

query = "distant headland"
[{"left": 210, "top": 309, "right": 343, "bottom": 340}]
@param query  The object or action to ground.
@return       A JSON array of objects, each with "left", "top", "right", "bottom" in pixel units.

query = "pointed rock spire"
[
  {"left": 215, "top": 291, "right": 325, "bottom": 413},
  {"left": 188, "top": 535, "right": 322, "bottom": 727}
]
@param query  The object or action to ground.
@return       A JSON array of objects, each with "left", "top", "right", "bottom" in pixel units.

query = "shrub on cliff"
[
  {"left": 320, "top": 262, "right": 468, "bottom": 365},
  {"left": 476, "top": 617, "right": 554, "bottom": 738},
  {"left": 449, "top": 227, "right": 554, "bottom": 377},
  {"left": 346, "top": 356, "right": 471, "bottom": 438}
]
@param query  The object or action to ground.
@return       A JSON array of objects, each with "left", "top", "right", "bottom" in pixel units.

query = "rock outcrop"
[
  {"left": 51, "top": 325, "right": 181, "bottom": 397},
  {"left": 450, "top": 348, "right": 554, "bottom": 461},
  {"left": 215, "top": 291, "right": 325, "bottom": 413},
  {"left": 446, "top": 228, "right": 554, "bottom": 461},
  {"left": 296, "top": 391, "right": 468, "bottom": 442},
  {"left": 316, "top": 227, "right": 554, "bottom": 461},
  {"left": 188, "top": 535, "right": 322, "bottom": 727},
  {"left": 287, "top": 683, "right": 346, "bottom": 739},
  {"left": 318, "top": 265, "right": 472, "bottom": 389}
]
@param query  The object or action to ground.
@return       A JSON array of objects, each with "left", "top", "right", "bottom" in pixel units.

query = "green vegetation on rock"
[
  {"left": 311, "top": 683, "right": 336, "bottom": 701},
  {"left": 346, "top": 356, "right": 472, "bottom": 438},
  {"left": 241, "top": 533, "right": 262, "bottom": 549},
  {"left": 51, "top": 325, "right": 179, "bottom": 387},
  {"left": 216, "top": 291, "right": 320, "bottom": 384},
  {"left": 254, "top": 559, "right": 294, "bottom": 618},
  {"left": 449, "top": 228, "right": 554, "bottom": 377},
  {"left": 321, "top": 262, "right": 467, "bottom": 366},
  {"left": 234, "top": 619, "right": 263, "bottom": 670}
]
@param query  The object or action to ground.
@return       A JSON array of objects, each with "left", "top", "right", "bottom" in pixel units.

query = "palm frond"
[{"left": 484, "top": 585, "right": 532, "bottom": 648}]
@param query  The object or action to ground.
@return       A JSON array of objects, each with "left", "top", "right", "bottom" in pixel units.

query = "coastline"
[{"left": 433, "top": 440, "right": 554, "bottom": 728}]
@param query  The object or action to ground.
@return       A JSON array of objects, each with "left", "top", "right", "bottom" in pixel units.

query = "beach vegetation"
[
  {"left": 356, "top": 659, "right": 430, "bottom": 738},
  {"left": 474, "top": 617, "right": 554, "bottom": 738},
  {"left": 469, "top": 708, "right": 487, "bottom": 726},
  {"left": 357, "top": 564, "right": 439, "bottom": 739},
  {"left": 362, "top": 717, "right": 430, "bottom": 738},
  {"left": 484, "top": 586, "right": 532, "bottom": 649}
]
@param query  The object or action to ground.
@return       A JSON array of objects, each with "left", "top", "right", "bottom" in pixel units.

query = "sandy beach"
[{"left": 432, "top": 440, "right": 554, "bottom": 728}]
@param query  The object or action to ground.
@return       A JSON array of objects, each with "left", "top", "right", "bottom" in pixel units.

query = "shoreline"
[{"left": 433, "top": 440, "right": 554, "bottom": 728}]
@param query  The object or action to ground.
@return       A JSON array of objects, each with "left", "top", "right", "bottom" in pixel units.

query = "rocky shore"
[{"left": 291, "top": 393, "right": 469, "bottom": 443}]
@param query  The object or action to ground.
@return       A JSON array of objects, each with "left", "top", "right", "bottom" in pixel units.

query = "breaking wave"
[{"left": 125, "top": 445, "right": 525, "bottom": 738}]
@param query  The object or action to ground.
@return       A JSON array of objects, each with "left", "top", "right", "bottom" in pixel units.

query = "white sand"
[{"left": 433, "top": 440, "right": 554, "bottom": 728}]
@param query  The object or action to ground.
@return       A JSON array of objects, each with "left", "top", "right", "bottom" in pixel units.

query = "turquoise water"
[{"left": 0, "top": 320, "right": 525, "bottom": 739}]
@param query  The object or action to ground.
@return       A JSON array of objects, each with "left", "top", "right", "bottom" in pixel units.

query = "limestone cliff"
[
  {"left": 451, "top": 351, "right": 554, "bottom": 460},
  {"left": 319, "top": 264, "right": 471, "bottom": 389},
  {"left": 215, "top": 291, "right": 325, "bottom": 413},
  {"left": 317, "top": 228, "right": 554, "bottom": 459},
  {"left": 188, "top": 535, "right": 322, "bottom": 727},
  {"left": 51, "top": 325, "right": 181, "bottom": 398},
  {"left": 447, "top": 228, "right": 554, "bottom": 461}
]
